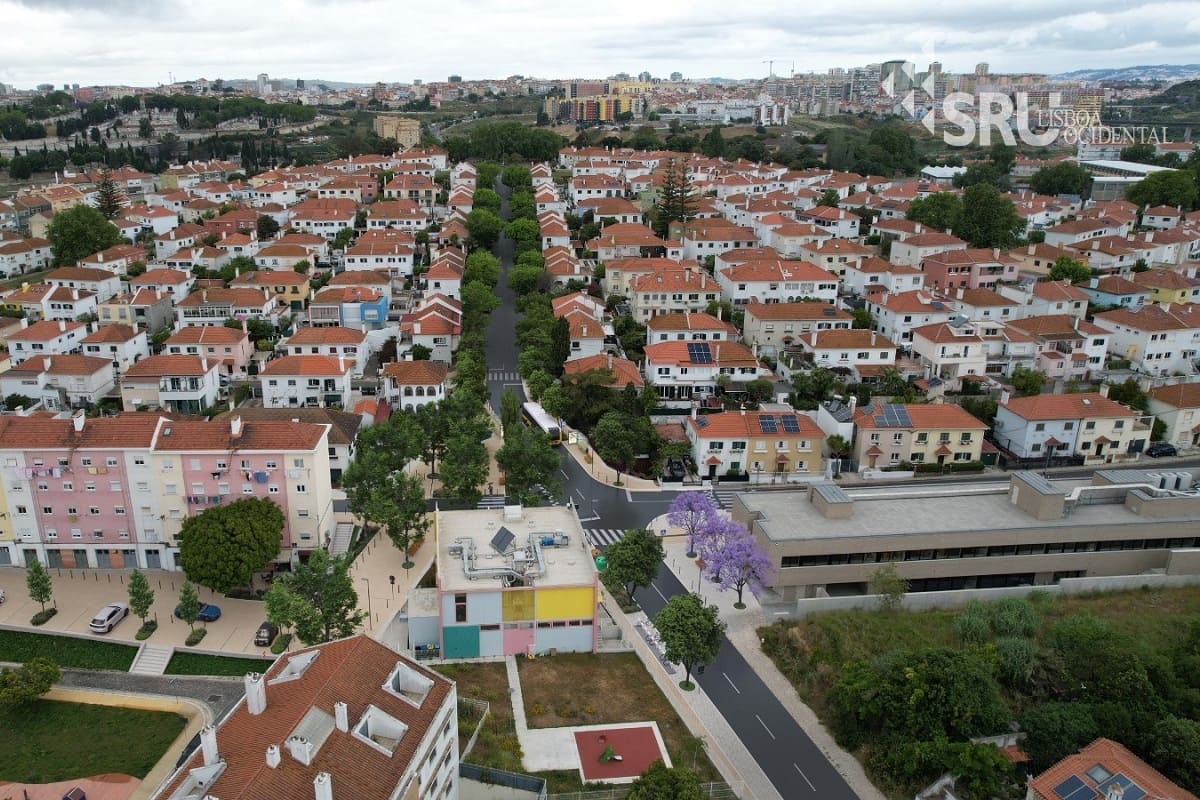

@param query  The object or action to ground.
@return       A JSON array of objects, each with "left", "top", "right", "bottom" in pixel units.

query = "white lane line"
[
  {"left": 575, "top": 488, "right": 585, "bottom": 500},
  {"left": 756, "top": 714, "right": 776, "bottom": 740},
  {"left": 794, "top": 764, "right": 816, "bottom": 791},
  {"left": 560, "top": 469, "right": 570, "bottom": 480},
  {"left": 722, "top": 671, "right": 741, "bottom": 694},
  {"left": 652, "top": 583, "right": 668, "bottom": 602}
]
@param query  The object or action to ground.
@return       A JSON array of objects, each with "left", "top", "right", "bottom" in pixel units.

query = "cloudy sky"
[{"left": 3, "top": 0, "right": 1200, "bottom": 88}]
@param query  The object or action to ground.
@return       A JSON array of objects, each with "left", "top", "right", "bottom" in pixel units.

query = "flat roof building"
[{"left": 732, "top": 470, "right": 1200, "bottom": 601}]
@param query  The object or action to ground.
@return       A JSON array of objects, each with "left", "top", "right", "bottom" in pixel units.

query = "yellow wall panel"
[
  {"left": 502, "top": 590, "right": 535, "bottom": 621},
  {"left": 535, "top": 587, "right": 596, "bottom": 620}
]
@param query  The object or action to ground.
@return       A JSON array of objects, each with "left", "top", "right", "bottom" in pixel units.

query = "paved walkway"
[{"left": 560, "top": 432, "right": 660, "bottom": 491}]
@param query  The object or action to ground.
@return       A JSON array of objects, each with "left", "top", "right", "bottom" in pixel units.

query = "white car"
[{"left": 88, "top": 602, "right": 129, "bottom": 634}]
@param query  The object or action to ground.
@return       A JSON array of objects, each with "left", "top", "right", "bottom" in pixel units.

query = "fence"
[
  {"left": 547, "top": 782, "right": 736, "bottom": 800},
  {"left": 458, "top": 696, "right": 491, "bottom": 759},
  {"left": 460, "top": 763, "right": 547, "bottom": 798}
]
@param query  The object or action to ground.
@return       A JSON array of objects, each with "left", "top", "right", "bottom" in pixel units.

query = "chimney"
[
  {"left": 1099, "top": 383, "right": 1110, "bottom": 398},
  {"left": 333, "top": 701, "right": 348, "bottom": 732},
  {"left": 848, "top": 395, "right": 857, "bottom": 412},
  {"left": 287, "top": 736, "right": 314, "bottom": 766},
  {"left": 992, "top": 247, "right": 999, "bottom": 259},
  {"left": 72, "top": 411, "right": 85, "bottom": 433},
  {"left": 607, "top": 353, "right": 613, "bottom": 370},
  {"left": 265, "top": 744, "right": 281, "bottom": 769},
  {"left": 43, "top": 356, "right": 52, "bottom": 371},
  {"left": 230, "top": 415, "right": 243, "bottom": 439},
  {"left": 72, "top": 288, "right": 79, "bottom": 301},
  {"left": 200, "top": 725, "right": 219, "bottom": 766},
  {"left": 691, "top": 403, "right": 698, "bottom": 421},
  {"left": 59, "top": 319, "right": 67, "bottom": 332},
  {"left": 1089, "top": 277, "right": 1099, "bottom": 288},
  {"left": 314, "top": 772, "right": 333, "bottom": 800},
  {"left": 999, "top": 389, "right": 1011, "bottom": 406},
  {"left": 245, "top": 672, "right": 266, "bottom": 715},
  {"left": 1027, "top": 243, "right": 1036, "bottom": 255}
]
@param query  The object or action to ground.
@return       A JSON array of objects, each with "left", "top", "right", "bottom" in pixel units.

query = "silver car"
[{"left": 88, "top": 602, "right": 129, "bottom": 634}]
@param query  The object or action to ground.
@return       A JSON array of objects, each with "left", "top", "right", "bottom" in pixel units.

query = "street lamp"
[{"left": 360, "top": 577, "right": 372, "bottom": 623}]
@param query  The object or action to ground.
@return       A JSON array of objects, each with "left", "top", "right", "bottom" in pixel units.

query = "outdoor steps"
[
  {"left": 329, "top": 522, "right": 355, "bottom": 556},
  {"left": 130, "top": 643, "right": 173, "bottom": 676}
]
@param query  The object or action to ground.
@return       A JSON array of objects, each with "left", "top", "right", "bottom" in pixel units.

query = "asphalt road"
[
  {"left": 484, "top": 177, "right": 525, "bottom": 415},
  {"left": 638, "top": 562, "right": 859, "bottom": 800}
]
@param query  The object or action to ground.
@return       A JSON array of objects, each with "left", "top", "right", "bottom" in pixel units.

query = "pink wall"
[
  {"left": 177, "top": 453, "right": 294, "bottom": 547},
  {"left": 30, "top": 449, "right": 137, "bottom": 546}
]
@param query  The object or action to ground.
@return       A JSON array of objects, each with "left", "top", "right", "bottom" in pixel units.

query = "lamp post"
[{"left": 360, "top": 576, "right": 372, "bottom": 623}]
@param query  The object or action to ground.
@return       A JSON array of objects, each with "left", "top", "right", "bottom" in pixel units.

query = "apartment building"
[
  {"left": 1091, "top": 303, "right": 1200, "bottom": 377},
  {"left": 992, "top": 391, "right": 1150, "bottom": 464},
  {"left": 742, "top": 302, "right": 852, "bottom": 356},
  {"left": 163, "top": 326, "right": 255, "bottom": 378},
  {"left": 121, "top": 354, "right": 222, "bottom": 413},
  {"left": 853, "top": 402, "right": 988, "bottom": 469},
  {"left": 685, "top": 408, "right": 824, "bottom": 482}
]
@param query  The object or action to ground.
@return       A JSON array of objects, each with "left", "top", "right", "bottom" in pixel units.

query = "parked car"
[
  {"left": 1146, "top": 442, "right": 1178, "bottom": 458},
  {"left": 254, "top": 621, "right": 279, "bottom": 647},
  {"left": 89, "top": 602, "right": 129, "bottom": 634},
  {"left": 175, "top": 603, "right": 222, "bottom": 623}
]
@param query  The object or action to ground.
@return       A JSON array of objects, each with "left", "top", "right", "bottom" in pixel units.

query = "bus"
[{"left": 522, "top": 401, "right": 562, "bottom": 446}]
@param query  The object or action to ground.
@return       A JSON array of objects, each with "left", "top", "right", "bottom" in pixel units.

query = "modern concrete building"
[{"left": 733, "top": 470, "right": 1200, "bottom": 600}]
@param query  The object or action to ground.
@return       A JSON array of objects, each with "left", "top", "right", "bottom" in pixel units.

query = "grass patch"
[
  {"left": 270, "top": 633, "right": 293, "bottom": 654},
  {"left": 433, "top": 661, "right": 522, "bottom": 774},
  {"left": 0, "top": 699, "right": 186, "bottom": 783},
  {"left": 0, "top": 628, "right": 136, "bottom": 670},
  {"left": 30, "top": 608, "right": 58, "bottom": 626},
  {"left": 164, "top": 651, "right": 274, "bottom": 677},
  {"left": 135, "top": 620, "right": 158, "bottom": 641},
  {"left": 518, "top": 652, "right": 720, "bottom": 792}
]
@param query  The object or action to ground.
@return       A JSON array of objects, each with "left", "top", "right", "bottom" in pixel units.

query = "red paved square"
[{"left": 574, "top": 725, "right": 665, "bottom": 783}]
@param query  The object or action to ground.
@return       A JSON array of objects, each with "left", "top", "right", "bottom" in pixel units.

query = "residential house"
[
  {"left": 997, "top": 280, "right": 1090, "bottom": 319},
  {"left": 643, "top": 340, "right": 771, "bottom": 406},
  {"left": 175, "top": 287, "right": 278, "bottom": 328},
  {"left": 98, "top": 290, "right": 175, "bottom": 334},
  {"left": 330, "top": 269, "right": 393, "bottom": 299},
  {"left": 260, "top": 355, "right": 354, "bottom": 409},
  {"left": 278, "top": 327, "right": 369, "bottom": 377},
  {"left": 601, "top": 258, "right": 697, "bottom": 296},
  {"left": 154, "top": 223, "right": 207, "bottom": 260},
  {"left": 309, "top": 286, "right": 389, "bottom": 331},
  {"left": 0, "top": 236, "right": 52, "bottom": 277},
  {"left": 1146, "top": 382, "right": 1200, "bottom": 449},
  {"left": 2, "top": 283, "right": 97, "bottom": 322},
  {"left": 1079, "top": 275, "right": 1151, "bottom": 308},
  {"left": 1044, "top": 217, "right": 1129, "bottom": 247},
  {"left": 129, "top": 268, "right": 193, "bottom": 298},
  {"left": 577, "top": 197, "right": 644, "bottom": 225},
  {"left": 43, "top": 267, "right": 122, "bottom": 303},
  {"left": 1092, "top": 303, "right": 1200, "bottom": 376},
  {"left": 289, "top": 198, "right": 357, "bottom": 240},
  {"left": 562, "top": 353, "right": 643, "bottom": 388},
  {"left": 628, "top": 270, "right": 720, "bottom": 322},
  {"left": 1006, "top": 241, "right": 1091, "bottom": 277},
  {"left": 921, "top": 248, "right": 1020, "bottom": 291},
  {"left": 910, "top": 321, "right": 987, "bottom": 389},
  {"left": 230, "top": 269, "right": 311, "bottom": 311},
  {"left": 213, "top": 406, "right": 363, "bottom": 483},
  {"left": 714, "top": 259, "right": 838, "bottom": 306},
  {"left": 1132, "top": 268, "right": 1200, "bottom": 305},
  {"left": 1027, "top": 738, "right": 1198, "bottom": 800},
  {"left": 366, "top": 199, "right": 428, "bottom": 230},
  {"left": 6, "top": 319, "right": 89, "bottom": 359},
  {"left": 343, "top": 230, "right": 417, "bottom": 278},
  {"left": 950, "top": 287, "right": 1020, "bottom": 321},
  {"left": 564, "top": 311, "right": 606, "bottom": 359},
  {"left": 889, "top": 231, "right": 969, "bottom": 267},
  {"left": 842, "top": 257, "right": 925, "bottom": 297},
  {"left": 586, "top": 223, "right": 672, "bottom": 261},
  {"left": 679, "top": 220, "right": 758, "bottom": 262},
  {"left": 645, "top": 312, "right": 734, "bottom": 344},
  {"left": 865, "top": 290, "right": 956, "bottom": 350},
  {"left": 992, "top": 390, "right": 1150, "bottom": 464},
  {"left": 797, "top": 329, "right": 898, "bottom": 381},
  {"left": 853, "top": 402, "right": 988, "bottom": 468},
  {"left": 401, "top": 295, "right": 461, "bottom": 363},
  {"left": 120, "top": 354, "right": 222, "bottom": 413},
  {"left": 381, "top": 360, "right": 449, "bottom": 411},
  {"left": 80, "top": 324, "right": 149, "bottom": 374},
  {"left": 0, "top": 355, "right": 115, "bottom": 410},
  {"left": 796, "top": 205, "right": 860, "bottom": 238},
  {"left": 252, "top": 243, "right": 313, "bottom": 272},
  {"left": 742, "top": 302, "right": 852, "bottom": 356},
  {"left": 686, "top": 409, "right": 825, "bottom": 482},
  {"left": 795, "top": 238, "right": 873, "bottom": 278},
  {"left": 163, "top": 326, "right": 255, "bottom": 378},
  {"left": 1006, "top": 314, "right": 1111, "bottom": 381}
]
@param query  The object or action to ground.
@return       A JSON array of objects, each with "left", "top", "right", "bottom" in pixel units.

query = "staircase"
[
  {"left": 329, "top": 522, "right": 355, "bottom": 556},
  {"left": 130, "top": 643, "right": 173, "bottom": 676}
]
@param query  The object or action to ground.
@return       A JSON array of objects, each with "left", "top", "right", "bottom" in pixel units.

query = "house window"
[
  {"left": 85, "top": 483, "right": 96, "bottom": 492},
  {"left": 165, "top": 484, "right": 177, "bottom": 495},
  {"left": 1035, "top": 423, "right": 1045, "bottom": 432},
  {"left": 454, "top": 593, "right": 467, "bottom": 623},
  {"left": 109, "top": 481, "right": 120, "bottom": 492},
  {"left": 269, "top": 485, "right": 280, "bottom": 494},
  {"left": 293, "top": 458, "right": 305, "bottom": 468},
  {"left": 81, "top": 458, "right": 92, "bottom": 466},
  {"left": 243, "top": 484, "right": 254, "bottom": 494},
  {"left": 106, "top": 457, "right": 118, "bottom": 467},
  {"left": 115, "top": 506, "right": 125, "bottom": 515},
  {"left": 296, "top": 484, "right": 307, "bottom": 494}
]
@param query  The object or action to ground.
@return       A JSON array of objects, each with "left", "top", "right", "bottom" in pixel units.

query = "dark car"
[
  {"left": 1146, "top": 442, "right": 1178, "bottom": 458},
  {"left": 254, "top": 621, "right": 279, "bottom": 647},
  {"left": 175, "top": 603, "right": 222, "bottom": 623}
]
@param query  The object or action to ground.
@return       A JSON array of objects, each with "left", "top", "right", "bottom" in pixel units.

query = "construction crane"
[{"left": 762, "top": 60, "right": 776, "bottom": 78}]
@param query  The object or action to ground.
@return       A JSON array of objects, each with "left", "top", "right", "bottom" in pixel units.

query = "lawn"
[
  {"left": 164, "top": 651, "right": 275, "bottom": 677},
  {"left": 0, "top": 629, "right": 137, "bottom": 671},
  {"left": 517, "top": 652, "right": 719, "bottom": 792},
  {"left": 0, "top": 699, "right": 186, "bottom": 783},
  {"left": 433, "top": 661, "right": 522, "bottom": 774}
]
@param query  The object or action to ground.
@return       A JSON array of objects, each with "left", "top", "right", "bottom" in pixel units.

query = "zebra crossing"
[
  {"left": 583, "top": 528, "right": 627, "bottom": 549},
  {"left": 710, "top": 488, "right": 737, "bottom": 509},
  {"left": 476, "top": 496, "right": 507, "bottom": 509},
  {"left": 487, "top": 369, "right": 520, "bottom": 382}
]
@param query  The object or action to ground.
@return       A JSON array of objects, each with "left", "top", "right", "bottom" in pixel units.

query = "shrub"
[
  {"left": 185, "top": 628, "right": 207, "bottom": 647},
  {"left": 135, "top": 620, "right": 158, "bottom": 641},
  {"left": 995, "top": 636, "right": 1037, "bottom": 689},
  {"left": 30, "top": 608, "right": 58, "bottom": 626},
  {"left": 270, "top": 633, "right": 292, "bottom": 655},
  {"left": 954, "top": 604, "right": 991, "bottom": 645},
  {"left": 987, "top": 598, "right": 1040, "bottom": 638}
]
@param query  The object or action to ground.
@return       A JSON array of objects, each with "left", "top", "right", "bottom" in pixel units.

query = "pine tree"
[
  {"left": 95, "top": 169, "right": 123, "bottom": 220},
  {"left": 653, "top": 158, "right": 698, "bottom": 239}
]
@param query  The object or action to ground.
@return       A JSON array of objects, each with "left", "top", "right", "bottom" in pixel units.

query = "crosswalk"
[
  {"left": 476, "top": 496, "right": 507, "bottom": 509},
  {"left": 487, "top": 369, "right": 520, "bottom": 382},
  {"left": 711, "top": 488, "right": 737, "bottom": 509},
  {"left": 584, "top": 528, "right": 627, "bottom": 549}
]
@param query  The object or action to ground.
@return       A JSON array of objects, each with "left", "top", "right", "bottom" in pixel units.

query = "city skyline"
[{"left": 3, "top": 0, "right": 1200, "bottom": 88}]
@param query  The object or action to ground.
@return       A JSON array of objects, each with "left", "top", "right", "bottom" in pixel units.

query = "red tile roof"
[
  {"left": 562, "top": 353, "right": 644, "bottom": 387},
  {"left": 124, "top": 354, "right": 215, "bottom": 378},
  {"left": 687, "top": 410, "right": 824, "bottom": 439},
  {"left": 1000, "top": 392, "right": 1139, "bottom": 421},
  {"left": 1029, "top": 738, "right": 1198, "bottom": 800},
  {"left": 381, "top": 360, "right": 450, "bottom": 384},
  {"left": 854, "top": 403, "right": 987, "bottom": 430},
  {"left": 260, "top": 355, "right": 353, "bottom": 376}
]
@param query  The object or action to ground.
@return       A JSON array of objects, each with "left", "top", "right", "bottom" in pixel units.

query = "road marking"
[
  {"left": 575, "top": 488, "right": 585, "bottom": 500},
  {"left": 756, "top": 714, "right": 776, "bottom": 740},
  {"left": 722, "top": 671, "right": 740, "bottom": 694},
  {"left": 652, "top": 583, "right": 668, "bottom": 602},
  {"left": 793, "top": 764, "right": 816, "bottom": 791},
  {"left": 560, "top": 469, "right": 570, "bottom": 480},
  {"left": 625, "top": 488, "right": 633, "bottom": 503}
]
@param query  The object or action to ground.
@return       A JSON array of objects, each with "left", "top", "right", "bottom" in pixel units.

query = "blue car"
[{"left": 175, "top": 603, "right": 222, "bottom": 623}]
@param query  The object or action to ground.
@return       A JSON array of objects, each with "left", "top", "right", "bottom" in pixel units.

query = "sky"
[{"left": 3, "top": 0, "right": 1200, "bottom": 88}]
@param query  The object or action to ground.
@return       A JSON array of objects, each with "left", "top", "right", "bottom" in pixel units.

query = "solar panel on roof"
[
  {"left": 1065, "top": 787, "right": 1098, "bottom": 800},
  {"left": 1107, "top": 775, "right": 1146, "bottom": 800},
  {"left": 695, "top": 416, "right": 709, "bottom": 428},
  {"left": 1054, "top": 777, "right": 1086, "bottom": 800},
  {"left": 780, "top": 415, "right": 801, "bottom": 432},
  {"left": 894, "top": 405, "right": 912, "bottom": 426},
  {"left": 759, "top": 415, "right": 778, "bottom": 433},
  {"left": 490, "top": 526, "right": 516, "bottom": 554}
]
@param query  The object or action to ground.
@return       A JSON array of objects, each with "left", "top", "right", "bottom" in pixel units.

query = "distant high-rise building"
[
  {"left": 256, "top": 72, "right": 269, "bottom": 94},
  {"left": 373, "top": 115, "right": 421, "bottom": 148},
  {"left": 37, "top": 83, "right": 54, "bottom": 92},
  {"left": 928, "top": 62, "right": 942, "bottom": 76},
  {"left": 295, "top": 78, "right": 305, "bottom": 89},
  {"left": 448, "top": 75, "right": 462, "bottom": 83},
  {"left": 62, "top": 83, "right": 70, "bottom": 91},
  {"left": 879, "top": 60, "right": 914, "bottom": 95},
  {"left": 670, "top": 71, "right": 683, "bottom": 82},
  {"left": 638, "top": 71, "right": 652, "bottom": 82},
  {"left": 975, "top": 63, "right": 990, "bottom": 76}
]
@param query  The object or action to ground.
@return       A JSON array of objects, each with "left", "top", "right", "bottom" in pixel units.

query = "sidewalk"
[
  {"left": 560, "top": 434, "right": 660, "bottom": 491},
  {"left": 649, "top": 514, "right": 887, "bottom": 800}
]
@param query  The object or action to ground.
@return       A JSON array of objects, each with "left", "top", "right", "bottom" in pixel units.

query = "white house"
[
  {"left": 714, "top": 259, "right": 838, "bottom": 306},
  {"left": 120, "top": 354, "right": 222, "bottom": 414},
  {"left": 1146, "top": 382, "right": 1200, "bottom": 449},
  {"left": 865, "top": 290, "right": 956, "bottom": 350},
  {"left": 5, "top": 319, "right": 89, "bottom": 359},
  {"left": 381, "top": 360, "right": 450, "bottom": 411},
  {"left": 259, "top": 355, "right": 354, "bottom": 409},
  {"left": 278, "top": 327, "right": 370, "bottom": 377},
  {"left": 909, "top": 321, "right": 987, "bottom": 389},
  {"left": 1091, "top": 303, "right": 1200, "bottom": 377},
  {"left": 992, "top": 391, "right": 1150, "bottom": 464},
  {"left": 0, "top": 354, "right": 115, "bottom": 410},
  {"left": 643, "top": 340, "right": 771, "bottom": 406},
  {"left": 796, "top": 328, "right": 898, "bottom": 380},
  {"left": 79, "top": 324, "right": 150, "bottom": 374}
]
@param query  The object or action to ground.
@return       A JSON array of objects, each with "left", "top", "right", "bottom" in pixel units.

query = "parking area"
[{"left": 0, "top": 568, "right": 277, "bottom": 656}]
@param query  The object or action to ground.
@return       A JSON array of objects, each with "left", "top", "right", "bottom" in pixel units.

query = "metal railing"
[{"left": 460, "top": 763, "right": 547, "bottom": 798}]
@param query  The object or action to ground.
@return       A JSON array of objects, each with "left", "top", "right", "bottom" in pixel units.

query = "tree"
[
  {"left": 439, "top": 431, "right": 490, "bottom": 506},
  {"left": 46, "top": 204, "right": 123, "bottom": 267},
  {"left": 177, "top": 580, "right": 201, "bottom": 633},
  {"left": 818, "top": 189, "right": 842, "bottom": 207},
  {"left": 655, "top": 592, "right": 724, "bottom": 689},
  {"left": 465, "top": 209, "right": 503, "bottom": 250},
  {"left": 1030, "top": 161, "right": 1091, "bottom": 197},
  {"left": 464, "top": 250, "right": 501, "bottom": 287},
  {"left": 0, "top": 658, "right": 61, "bottom": 708},
  {"left": 653, "top": 158, "right": 698, "bottom": 238},
  {"left": 269, "top": 550, "right": 366, "bottom": 645},
  {"left": 955, "top": 183, "right": 1025, "bottom": 249},
  {"left": 703, "top": 524, "right": 773, "bottom": 607},
  {"left": 1105, "top": 377, "right": 1149, "bottom": 412},
  {"left": 1148, "top": 717, "right": 1200, "bottom": 793},
  {"left": 500, "top": 389, "right": 522, "bottom": 436},
  {"left": 508, "top": 263, "right": 544, "bottom": 295},
  {"left": 1019, "top": 703, "right": 1099, "bottom": 770},
  {"left": 1127, "top": 170, "right": 1198, "bottom": 210},
  {"left": 1048, "top": 255, "right": 1091, "bottom": 283},
  {"left": 668, "top": 492, "right": 719, "bottom": 558},
  {"left": 604, "top": 527, "right": 664, "bottom": 602},
  {"left": 127, "top": 568, "right": 154, "bottom": 625},
  {"left": 789, "top": 367, "right": 841, "bottom": 410},
  {"left": 472, "top": 187, "right": 502, "bottom": 213},
  {"left": 500, "top": 164, "right": 532, "bottom": 190},
  {"left": 264, "top": 579, "right": 299, "bottom": 639},
  {"left": 1011, "top": 365, "right": 1046, "bottom": 397},
  {"left": 94, "top": 169, "right": 123, "bottom": 220},
  {"left": 364, "top": 471, "right": 428, "bottom": 570},
  {"left": 504, "top": 217, "right": 541, "bottom": 256},
  {"left": 628, "top": 125, "right": 661, "bottom": 150},
  {"left": 906, "top": 192, "right": 963, "bottom": 233},
  {"left": 592, "top": 411, "right": 641, "bottom": 480},
  {"left": 868, "top": 562, "right": 908, "bottom": 612},
  {"left": 138, "top": 116, "right": 152, "bottom": 138},
  {"left": 496, "top": 424, "right": 561, "bottom": 502},
  {"left": 627, "top": 761, "right": 705, "bottom": 800},
  {"left": 256, "top": 214, "right": 280, "bottom": 240},
  {"left": 700, "top": 125, "right": 725, "bottom": 158},
  {"left": 826, "top": 434, "right": 852, "bottom": 458},
  {"left": 25, "top": 559, "right": 52, "bottom": 613},
  {"left": 177, "top": 497, "right": 284, "bottom": 593}
]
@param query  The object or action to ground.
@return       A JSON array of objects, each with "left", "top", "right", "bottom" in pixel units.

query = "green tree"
[
  {"left": 604, "top": 527, "right": 664, "bottom": 602},
  {"left": 1011, "top": 365, "right": 1046, "bottom": 397},
  {"left": 465, "top": 209, "right": 503, "bottom": 250},
  {"left": 176, "top": 580, "right": 201, "bottom": 633},
  {"left": 592, "top": 411, "right": 640, "bottom": 479},
  {"left": 138, "top": 116, "right": 152, "bottom": 138},
  {"left": 868, "top": 562, "right": 908, "bottom": 612},
  {"left": 508, "top": 263, "right": 544, "bottom": 294},
  {"left": 955, "top": 183, "right": 1025, "bottom": 249},
  {"left": 25, "top": 559, "right": 52, "bottom": 613},
  {"left": 1105, "top": 377, "right": 1149, "bottom": 412},
  {"left": 472, "top": 187, "right": 502, "bottom": 214},
  {"left": 655, "top": 592, "right": 725, "bottom": 689},
  {"left": 906, "top": 192, "right": 963, "bottom": 233},
  {"left": 850, "top": 308, "right": 873, "bottom": 329},
  {"left": 256, "top": 214, "right": 280, "bottom": 240},
  {"left": 826, "top": 434, "right": 852, "bottom": 458},
  {"left": 264, "top": 579, "right": 299, "bottom": 640},
  {"left": 500, "top": 389, "right": 522, "bottom": 436},
  {"left": 177, "top": 497, "right": 284, "bottom": 593},
  {"left": 496, "top": 424, "right": 561, "bottom": 502},
  {"left": 500, "top": 164, "right": 532, "bottom": 190},
  {"left": 464, "top": 250, "right": 501, "bottom": 287},
  {"left": 94, "top": 169, "right": 123, "bottom": 220},
  {"left": 548, "top": 316, "right": 571, "bottom": 376},
  {"left": 818, "top": 189, "right": 842, "bottom": 207},
  {"left": 1030, "top": 161, "right": 1092, "bottom": 197},
  {"left": 700, "top": 125, "right": 726, "bottom": 158},
  {"left": 1127, "top": 169, "right": 1199, "bottom": 210},
  {"left": 1148, "top": 717, "right": 1200, "bottom": 793},
  {"left": 1019, "top": 703, "right": 1099, "bottom": 771},
  {"left": 526, "top": 369, "right": 553, "bottom": 401},
  {"left": 504, "top": 217, "right": 541, "bottom": 256},
  {"left": 127, "top": 568, "right": 154, "bottom": 625},
  {"left": 439, "top": 431, "right": 490, "bottom": 506},
  {"left": 628, "top": 125, "right": 661, "bottom": 150},
  {"left": 653, "top": 158, "right": 699, "bottom": 238},
  {"left": 364, "top": 471, "right": 428, "bottom": 570},
  {"left": 789, "top": 367, "right": 840, "bottom": 410},
  {"left": 270, "top": 550, "right": 366, "bottom": 645},
  {"left": 46, "top": 204, "right": 123, "bottom": 266},
  {"left": 0, "top": 658, "right": 61, "bottom": 708},
  {"left": 627, "top": 761, "right": 705, "bottom": 800},
  {"left": 1047, "top": 255, "right": 1091, "bottom": 283}
]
